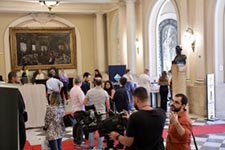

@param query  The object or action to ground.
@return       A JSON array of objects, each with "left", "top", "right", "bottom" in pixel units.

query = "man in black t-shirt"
[
  {"left": 109, "top": 87, "right": 166, "bottom": 150},
  {"left": 113, "top": 77, "right": 129, "bottom": 112},
  {"left": 81, "top": 72, "right": 91, "bottom": 95}
]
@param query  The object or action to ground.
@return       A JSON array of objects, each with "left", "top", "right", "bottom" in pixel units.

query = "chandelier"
[{"left": 39, "top": 1, "right": 60, "bottom": 11}]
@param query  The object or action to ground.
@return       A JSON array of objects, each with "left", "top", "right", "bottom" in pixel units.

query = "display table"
[
  {"left": 19, "top": 84, "right": 48, "bottom": 128},
  {"left": 149, "top": 85, "right": 160, "bottom": 108},
  {"left": 34, "top": 77, "right": 74, "bottom": 90}
]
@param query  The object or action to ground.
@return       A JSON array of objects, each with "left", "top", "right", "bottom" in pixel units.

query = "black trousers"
[
  {"left": 60, "top": 82, "right": 69, "bottom": 101},
  {"left": 19, "top": 115, "right": 26, "bottom": 150},
  {"left": 73, "top": 111, "right": 85, "bottom": 144},
  {"left": 159, "top": 85, "right": 168, "bottom": 112}
]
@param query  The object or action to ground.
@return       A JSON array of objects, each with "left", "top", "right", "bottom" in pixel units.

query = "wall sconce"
[
  {"left": 39, "top": 1, "right": 60, "bottom": 11},
  {"left": 185, "top": 27, "right": 196, "bottom": 52},
  {"left": 136, "top": 38, "right": 140, "bottom": 54}
]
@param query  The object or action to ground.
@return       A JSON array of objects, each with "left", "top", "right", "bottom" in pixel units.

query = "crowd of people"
[{"left": 1, "top": 62, "right": 192, "bottom": 150}]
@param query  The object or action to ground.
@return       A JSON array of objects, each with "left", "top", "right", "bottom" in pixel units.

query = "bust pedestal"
[{"left": 172, "top": 64, "right": 187, "bottom": 97}]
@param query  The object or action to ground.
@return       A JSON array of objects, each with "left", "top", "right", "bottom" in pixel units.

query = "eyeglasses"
[{"left": 171, "top": 99, "right": 181, "bottom": 105}]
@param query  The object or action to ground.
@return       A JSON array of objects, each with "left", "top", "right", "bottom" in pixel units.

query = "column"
[
  {"left": 119, "top": 2, "right": 127, "bottom": 65},
  {"left": 172, "top": 64, "right": 188, "bottom": 112},
  {"left": 95, "top": 12, "right": 106, "bottom": 72},
  {"left": 126, "top": 0, "right": 136, "bottom": 73},
  {"left": 172, "top": 64, "right": 187, "bottom": 96}
]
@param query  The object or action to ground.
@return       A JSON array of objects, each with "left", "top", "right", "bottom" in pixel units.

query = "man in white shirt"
[
  {"left": 138, "top": 69, "right": 151, "bottom": 93},
  {"left": 123, "top": 69, "right": 134, "bottom": 81},
  {"left": 70, "top": 77, "right": 85, "bottom": 145},
  {"left": 46, "top": 70, "right": 63, "bottom": 104},
  {"left": 35, "top": 69, "right": 45, "bottom": 80}
]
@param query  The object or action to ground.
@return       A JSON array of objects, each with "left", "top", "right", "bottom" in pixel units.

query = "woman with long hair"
[
  {"left": 44, "top": 92, "right": 65, "bottom": 150},
  {"left": 104, "top": 80, "right": 115, "bottom": 111},
  {"left": 158, "top": 71, "right": 169, "bottom": 112},
  {"left": 94, "top": 69, "right": 102, "bottom": 79},
  {"left": 59, "top": 70, "right": 69, "bottom": 104}
]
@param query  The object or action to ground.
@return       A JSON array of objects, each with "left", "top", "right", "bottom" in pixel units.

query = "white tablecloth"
[
  {"left": 19, "top": 84, "right": 48, "bottom": 128},
  {"left": 149, "top": 84, "right": 160, "bottom": 107}
]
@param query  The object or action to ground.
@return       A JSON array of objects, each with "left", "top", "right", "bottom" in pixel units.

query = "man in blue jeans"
[{"left": 83, "top": 78, "right": 110, "bottom": 150}]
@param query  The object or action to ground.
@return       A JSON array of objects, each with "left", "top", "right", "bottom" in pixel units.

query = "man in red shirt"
[{"left": 166, "top": 93, "right": 192, "bottom": 150}]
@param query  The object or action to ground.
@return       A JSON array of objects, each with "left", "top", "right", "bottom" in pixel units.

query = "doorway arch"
[
  {"left": 148, "top": 0, "right": 179, "bottom": 78},
  {"left": 4, "top": 13, "right": 82, "bottom": 75}
]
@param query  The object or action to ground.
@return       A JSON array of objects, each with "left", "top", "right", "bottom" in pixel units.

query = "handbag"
[{"left": 63, "top": 114, "right": 76, "bottom": 127}]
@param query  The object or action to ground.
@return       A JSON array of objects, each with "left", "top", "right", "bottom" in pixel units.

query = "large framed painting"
[{"left": 9, "top": 27, "right": 76, "bottom": 70}]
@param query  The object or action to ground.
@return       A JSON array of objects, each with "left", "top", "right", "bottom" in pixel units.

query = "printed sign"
[{"left": 207, "top": 74, "right": 215, "bottom": 120}]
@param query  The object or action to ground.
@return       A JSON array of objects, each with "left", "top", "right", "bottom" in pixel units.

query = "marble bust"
[{"left": 172, "top": 45, "right": 187, "bottom": 65}]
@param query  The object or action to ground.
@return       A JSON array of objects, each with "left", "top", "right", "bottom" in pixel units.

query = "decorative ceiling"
[{"left": 0, "top": 0, "right": 121, "bottom": 14}]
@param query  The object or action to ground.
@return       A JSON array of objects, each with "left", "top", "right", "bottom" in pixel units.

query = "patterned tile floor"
[
  {"left": 26, "top": 117, "right": 225, "bottom": 150},
  {"left": 172, "top": 118, "right": 225, "bottom": 150},
  {"left": 26, "top": 101, "right": 225, "bottom": 150}
]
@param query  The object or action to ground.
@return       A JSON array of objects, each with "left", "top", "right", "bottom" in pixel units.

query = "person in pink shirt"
[{"left": 69, "top": 77, "right": 85, "bottom": 145}]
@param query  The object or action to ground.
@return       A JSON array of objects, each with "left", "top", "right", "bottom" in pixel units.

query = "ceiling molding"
[
  {"left": 0, "top": 1, "right": 120, "bottom": 14},
  {"left": 0, "top": 0, "right": 119, "bottom": 3}
]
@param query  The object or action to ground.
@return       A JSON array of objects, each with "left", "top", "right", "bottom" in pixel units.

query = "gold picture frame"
[{"left": 9, "top": 27, "right": 76, "bottom": 70}]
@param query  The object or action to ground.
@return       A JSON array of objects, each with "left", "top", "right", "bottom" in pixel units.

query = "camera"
[
  {"left": 81, "top": 105, "right": 127, "bottom": 149},
  {"left": 81, "top": 105, "right": 127, "bottom": 136}
]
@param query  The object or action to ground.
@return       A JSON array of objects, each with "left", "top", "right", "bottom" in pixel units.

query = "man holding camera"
[
  {"left": 109, "top": 87, "right": 166, "bottom": 150},
  {"left": 83, "top": 77, "right": 110, "bottom": 150}
]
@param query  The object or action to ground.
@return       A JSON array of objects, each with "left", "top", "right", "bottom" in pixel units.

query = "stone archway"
[
  {"left": 4, "top": 13, "right": 82, "bottom": 75},
  {"left": 148, "top": 0, "right": 179, "bottom": 78}
]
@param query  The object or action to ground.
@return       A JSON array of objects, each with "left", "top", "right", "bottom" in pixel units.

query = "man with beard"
[
  {"left": 81, "top": 72, "right": 91, "bottom": 95},
  {"left": 166, "top": 93, "right": 192, "bottom": 150},
  {"left": 109, "top": 87, "right": 166, "bottom": 150}
]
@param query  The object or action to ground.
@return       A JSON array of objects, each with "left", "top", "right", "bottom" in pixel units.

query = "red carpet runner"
[
  {"left": 163, "top": 123, "right": 225, "bottom": 138},
  {"left": 25, "top": 124, "right": 225, "bottom": 150}
]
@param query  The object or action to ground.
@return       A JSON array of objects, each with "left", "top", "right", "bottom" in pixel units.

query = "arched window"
[{"left": 158, "top": 19, "right": 178, "bottom": 72}]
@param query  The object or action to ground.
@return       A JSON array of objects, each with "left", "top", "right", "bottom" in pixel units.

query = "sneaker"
[
  {"left": 75, "top": 143, "right": 87, "bottom": 148},
  {"left": 87, "top": 146, "right": 94, "bottom": 150}
]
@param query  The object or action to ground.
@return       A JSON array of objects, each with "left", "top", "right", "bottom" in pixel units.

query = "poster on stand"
[{"left": 207, "top": 74, "right": 215, "bottom": 120}]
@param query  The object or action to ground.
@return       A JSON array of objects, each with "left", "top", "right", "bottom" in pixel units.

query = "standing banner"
[
  {"left": 108, "top": 65, "right": 126, "bottom": 82},
  {"left": 207, "top": 74, "right": 215, "bottom": 120}
]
